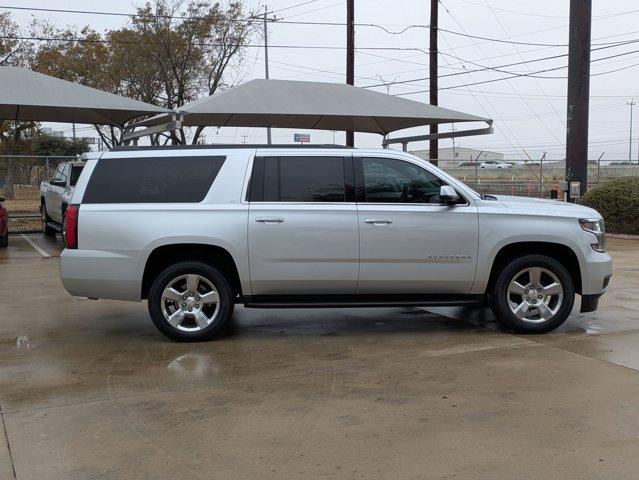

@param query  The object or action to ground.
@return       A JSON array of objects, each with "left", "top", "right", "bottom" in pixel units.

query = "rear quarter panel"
[{"left": 61, "top": 150, "right": 252, "bottom": 301}]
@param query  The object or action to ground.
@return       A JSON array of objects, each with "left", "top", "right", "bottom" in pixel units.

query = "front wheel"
[
  {"left": 148, "top": 261, "right": 234, "bottom": 341},
  {"left": 490, "top": 255, "right": 575, "bottom": 333}
]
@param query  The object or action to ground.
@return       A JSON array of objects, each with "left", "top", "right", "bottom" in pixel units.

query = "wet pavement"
[{"left": 1, "top": 235, "right": 638, "bottom": 479}]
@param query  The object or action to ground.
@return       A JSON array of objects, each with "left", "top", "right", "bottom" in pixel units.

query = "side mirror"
[{"left": 439, "top": 185, "right": 460, "bottom": 204}]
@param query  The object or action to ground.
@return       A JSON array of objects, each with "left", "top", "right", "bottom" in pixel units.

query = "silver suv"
[{"left": 60, "top": 146, "right": 612, "bottom": 341}]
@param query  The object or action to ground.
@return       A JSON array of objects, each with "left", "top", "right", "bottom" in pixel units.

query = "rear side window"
[
  {"left": 69, "top": 165, "right": 84, "bottom": 186},
  {"left": 83, "top": 156, "right": 225, "bottom": 204},
  {"left": 249, "top": 156, "right": 349, "bottom": 202},
  {"left": 51, "top": 165, "right": 64, "bottom": 183}
]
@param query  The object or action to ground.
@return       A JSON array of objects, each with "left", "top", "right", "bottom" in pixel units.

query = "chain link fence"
[
  {"left": 1, "top": 155, "right": 638, "bottom": 233},
  {"left": 0, "top": 155, "right": 78, "bottom": 233},
  {"left": 441, "top": 160, "right": 639, "bottom": 199}
]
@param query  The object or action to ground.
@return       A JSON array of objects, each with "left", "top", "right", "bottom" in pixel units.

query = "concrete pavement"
[{"left": 1, "top": 235, "right": 638, "bottom": 479}]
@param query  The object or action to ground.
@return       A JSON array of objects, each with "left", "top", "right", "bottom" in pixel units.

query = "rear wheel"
[
  {"left": 490, "top": 254, "right": 574, "bottom": 333},
  {"left": 148, "top": 261, "right": 234, "bottom": 342},
  {"left": 41, "top": 203, "right": 56, "bottom": 236}
]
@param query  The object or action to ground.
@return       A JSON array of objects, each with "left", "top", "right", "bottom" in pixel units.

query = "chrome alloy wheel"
[
  {"left": 507, "top": 267, "right": 564, "bottom": 324},
  {"left": 161, "top": 274, "right": 220, "bottom": 332}
]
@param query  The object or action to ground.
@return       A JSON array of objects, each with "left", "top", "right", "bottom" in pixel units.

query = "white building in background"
[{"left": 411, "top": 147, "right": 504, "bottom": 167}]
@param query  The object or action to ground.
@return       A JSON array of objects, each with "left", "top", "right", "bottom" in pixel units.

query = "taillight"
[{"left": 65, "top": 204, "right": 79, "bottom": 249}]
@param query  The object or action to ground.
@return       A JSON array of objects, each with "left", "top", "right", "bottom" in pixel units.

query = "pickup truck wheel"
[
  {"left": 148, "top": 261, "right": 234, "bottom": 342},
  {"left": 491, "top": 255, "right": 574, "bottom": 333},
  {"left": 41, "top": 204, "right": 56, "bottom": 236}
]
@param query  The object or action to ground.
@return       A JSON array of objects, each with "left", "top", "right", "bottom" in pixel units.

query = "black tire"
[
  {"left": 490, "top": 254, "right": 575, "bottom": 334},
  {"left": 41, "top": 203, "right": 56, "bottom": 236},
  {"left": 0, "top": 229, "right": 7, "bottom": 248},
  {"left": 148, "top": 261, "right": 234, "bottom": 342}
]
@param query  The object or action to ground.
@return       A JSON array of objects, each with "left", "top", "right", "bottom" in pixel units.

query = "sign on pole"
[{"left": 294, "top": 133, "right": 311, "bottom": 143}]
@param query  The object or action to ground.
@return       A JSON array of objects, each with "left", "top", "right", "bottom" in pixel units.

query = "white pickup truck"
[{"left": 40, "top": 161, "right": 84, "bottom": 239}]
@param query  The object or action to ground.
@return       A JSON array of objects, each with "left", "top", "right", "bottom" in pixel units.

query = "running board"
[{"left": 241, "top": 294, "right": 484, "bottom": 309}]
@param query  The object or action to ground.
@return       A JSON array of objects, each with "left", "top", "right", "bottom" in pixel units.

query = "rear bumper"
[{"left": 60, "top": 249, "right": 142, "bottom": 301}]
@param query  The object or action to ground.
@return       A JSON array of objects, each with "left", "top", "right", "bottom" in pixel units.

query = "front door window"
[{"left": 361, "top": 157, "right": 445, "bottom": 204}]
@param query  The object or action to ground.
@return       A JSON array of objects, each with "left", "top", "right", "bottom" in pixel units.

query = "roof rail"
[{"left": 111, "top": 144, "right": 353, "bottom": 152}]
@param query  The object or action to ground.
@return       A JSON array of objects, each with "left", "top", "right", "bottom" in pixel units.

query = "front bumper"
[
  {"left": 581, "top": 249, "right": 612, "bottom": 296},
  {"left": 579, "top": 247, "right": 612, "bottom": 312},
  {"left": 581, "top": 292, "right": 604, "bottom": 313}
]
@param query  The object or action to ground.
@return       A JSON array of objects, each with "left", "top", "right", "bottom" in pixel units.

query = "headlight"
[{"left": 579, "top": 218, "right": 606, "bottom": 252}]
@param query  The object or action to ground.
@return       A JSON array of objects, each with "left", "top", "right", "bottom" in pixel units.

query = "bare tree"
[
  {"left": 0, "top": 12, "right": 37, "bottom": 198},
  {"left": 32, "top": 1, "right": 258, "bottom": 147},
  {"left": 0, "top": 12, "right": 33, "bottom": 67}
]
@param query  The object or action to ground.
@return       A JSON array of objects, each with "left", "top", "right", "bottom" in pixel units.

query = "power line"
[
  {"left": 438, "top": 1, "right": 563, "bottom": 149},
  {"left": 435, "top": 16, "right": 526, "bottom": 157},
  {"left": 455, "top": 0, "right": 567, "bottom": 19},
  {"left": 0, "top": 4, "right": 366, "bottom": 27},
  {"left": 457, "top": 0, "right": 639, "bottom": 21},
  {"left": 395, "top": 52, "right": 639, "bottom": 95},
  {"left": 364, "top": 39, "right": 639, "bottom": 88},
  {"left": 3, "top": 4, "right": 638, "bottom": 49},
  {"left": 482, "top": 0, "right": 564, "bottom": 131},
  {"left": 281, "top": 1, "right": 345, "bottom": 20},
  {"left": 0, "top": 34, "right": 429, "bottom": 52},
  {"left": 270, "top": 0, "right": 323, "bottom": 15}
]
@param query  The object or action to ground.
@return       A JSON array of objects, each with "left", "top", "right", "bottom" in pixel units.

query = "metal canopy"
[
  {"left": 0, "top": 67, "right": 170, "bottom": 127},
  {"left": 130, "top": 79, "right": 491, "bottom": 135}
]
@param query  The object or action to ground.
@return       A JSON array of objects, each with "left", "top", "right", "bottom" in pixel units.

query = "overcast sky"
[{"left": 7, "top": 0, "right": 639, "bottom": 159}]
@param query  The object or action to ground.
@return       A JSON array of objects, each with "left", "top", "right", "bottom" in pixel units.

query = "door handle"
[
  {"left": 255, "top": 217, "right": 284, "bottom": 224},
  {"left": 364, "top": 218, "right": 393, "bottom": 225}
]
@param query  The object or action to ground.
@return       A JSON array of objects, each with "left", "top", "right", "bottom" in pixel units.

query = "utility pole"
[
  {"left": 628, "top": 99, "right": 635, "bottom": 162},
  {"left": 429, "top": 0, "right": 439, "bottom": 166},
  {"left": 346, "top": 0, "right": 355, "bottom": 147},
  {"left": 565, "top": 0, "right": 591, "bottom": 201},
  {"left": 263, "top": 6, "right": 274, "bottom": 145}
]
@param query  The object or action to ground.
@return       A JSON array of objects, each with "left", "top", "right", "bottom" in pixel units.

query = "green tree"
[{"left": 32, "top": 134, "right": 91, "bottom": 157}]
